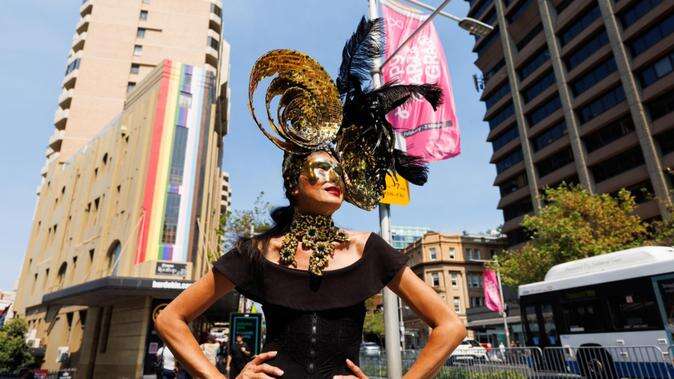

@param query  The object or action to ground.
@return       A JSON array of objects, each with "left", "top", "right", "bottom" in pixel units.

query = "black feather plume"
[
  {"left": 336, "top": 17, "right": 385, "bottom": 97},
  {"left": 393, "top": 149, "right": 428, "bottom": 185},
  {"left": 367, "top": 82, "right": 443, "bottom": 114}
]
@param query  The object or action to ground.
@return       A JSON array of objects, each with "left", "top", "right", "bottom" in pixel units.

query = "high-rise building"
[
  {"left": 467, "top": 0, "right": 674, "bottom": 246},
  {"left": 220, "top": 171, "right": 232, "bottom": 219},
  {"left": 401, "top": 231, "right": 507, "bottom": 347},
  {"left": 390, "top": 225, "right": 430, "bottom": 249},
  {"left": 13, "top": 0, "right": 231, "bottom": 375},
  {"left": 43, "top": 0, "right": 227, "bottom": 174}
]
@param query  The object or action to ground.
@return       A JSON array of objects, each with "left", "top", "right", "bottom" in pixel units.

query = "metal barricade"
[
  {"left": 361, "top": 345, "right": 674, "bottom": 378},
  {"left": 542, "top": 345, "right": 673, "bottom": 379}
]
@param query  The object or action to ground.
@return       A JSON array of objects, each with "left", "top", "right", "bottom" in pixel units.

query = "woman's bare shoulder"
[{"left": 342, "top": 230, "right": 373, "bottom": 252}]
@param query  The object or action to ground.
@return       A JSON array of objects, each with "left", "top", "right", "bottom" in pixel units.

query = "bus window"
[
  {"left": 656, "top": 278, "right": 674, "bottom": 340},
  {"left": 541, "top": 304, "right": 559, "bottom": 346},
  {"left": 607, "top": 286, "right": 661, "bottom": 331},
  {"left": 559, "top": 289, "right": 607, "bottom": 333},
  {"left": 524, "top": 305, "right": 542, "bottom": 346}
]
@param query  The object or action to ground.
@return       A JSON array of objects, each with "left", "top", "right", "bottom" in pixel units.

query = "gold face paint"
[{"left": 301, "top": 155, "right": 344, "bottom": 190}]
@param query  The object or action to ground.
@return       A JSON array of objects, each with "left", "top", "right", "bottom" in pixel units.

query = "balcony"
[
  {"left": 48, "top": 130, "right": 65, "bottom": 151},
  {"left": 62, "top": 55, "right": 81, "bottom": 89},
  {"left": 209, "top": 12, "right": 222, "bottom": 33},
  {"left": 53, "top": 108, "right": 69, "bottom": 130},
  {"left": 72, "top": 32, "right": 87, "bottom": 53},
  {"left": 58, "top": 88, "right": 74, "bottom": 109},
  {"left": 206, "top": 45, "right": 219, "bottom": 68},
  {"left": 80, "top": 1, "right": 92, "bottom": 17},
  {"left": 76, "top": 14, "right": 91, "bottom": 34}
]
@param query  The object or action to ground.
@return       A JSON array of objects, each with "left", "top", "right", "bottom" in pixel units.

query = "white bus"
[{"left": 519, "top": 246, "right": 674, "bottom": 349}]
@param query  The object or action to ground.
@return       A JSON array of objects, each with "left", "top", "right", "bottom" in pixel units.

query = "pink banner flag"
[
  {"left": 483, "top": 269, "right": 504, "bottom": 313},
  {"left": 381, "top": 0, "right": 461, "bottom": 162}
]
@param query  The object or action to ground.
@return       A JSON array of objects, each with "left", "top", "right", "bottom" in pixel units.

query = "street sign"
[
  {"left": 229, "top": 313, "right": 263, "bottom": 355},
  {"left": 380, "top": 173, "right": 410, "bottom": 206}
]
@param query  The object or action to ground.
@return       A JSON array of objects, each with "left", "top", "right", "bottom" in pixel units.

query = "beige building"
[
  {"left": 402, "top": 231, "right": 506, "bottom": 347},
  {"left": 13, "top": 60, "right": 234, "bottom": 377},
  {"left": 44, "top": 0, "right": 227, "bottom": 171},
  {"left": 467, "top": 0, "right": 674, "bottom": 246},
  {"left": 220, "top": 171, "right": 232, "bottom": 218}
]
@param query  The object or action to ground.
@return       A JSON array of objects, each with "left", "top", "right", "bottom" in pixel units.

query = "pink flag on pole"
[
  {"left": 381, "top": 0, "right": 461, "bottom": 162},
  {"left": 483, "top": 269, "right": 504, "bottom": 313}
]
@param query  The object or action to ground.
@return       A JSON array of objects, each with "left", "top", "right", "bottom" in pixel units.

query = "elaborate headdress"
[{"left": 248, "top": 17, "right": 442, "bottom": 210}]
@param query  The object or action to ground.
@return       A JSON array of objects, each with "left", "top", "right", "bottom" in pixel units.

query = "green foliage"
[
  {"left": 436, "top": 367, "right": 526, "bottom": 378},
  {"left": 363, "top": 309, "right": 384, "bottom": 337},
  {"left": 211, "top": 192, "right": 272, "bottom": 261},
  {"left": 495, "top": 185, "right": 647, "bottom": 286},
  {"left": 0, "top": 318, "right": 37, "bottom": 375}
]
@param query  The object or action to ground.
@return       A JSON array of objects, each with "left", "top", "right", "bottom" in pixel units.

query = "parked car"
[
  {"left": 359, "top": 342, "right": 382, "bottom": 357},
  {"left": 447, "top": 338, "right": 488, "bottom": 365}
]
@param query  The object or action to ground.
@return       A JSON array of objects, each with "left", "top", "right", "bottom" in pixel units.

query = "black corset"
[
  {"left": 212, "top": 233, "right": 409, "bottom": 378},
  {"left": 260, "top": 303, "right": 366, "bottom": 377}
]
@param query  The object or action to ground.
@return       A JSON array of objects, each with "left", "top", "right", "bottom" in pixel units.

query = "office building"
[
  {"left": 390, "top": 225, "right": 430, "bottom": 249},
  {"left": 467, "top": 0, "right": 674, "bottom": 246}
]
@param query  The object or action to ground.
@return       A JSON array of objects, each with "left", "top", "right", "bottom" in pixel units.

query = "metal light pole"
[{"left": 368, "top": 0, "right": 494, "bottom": 376}]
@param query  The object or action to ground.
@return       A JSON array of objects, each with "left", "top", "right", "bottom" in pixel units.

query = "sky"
[{"left": 0, "top": 0, "right": 500, "bottom": 291}]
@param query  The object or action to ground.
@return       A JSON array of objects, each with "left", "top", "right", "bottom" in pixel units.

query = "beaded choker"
[{"left": 279, "top": 212, "right": 349, "bottom": 276}]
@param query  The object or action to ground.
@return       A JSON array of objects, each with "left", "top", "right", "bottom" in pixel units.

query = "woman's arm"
[
  {"left": 155, "top": 271, "right": 233, "bottom": 378},
  {"left": 387, "top": 267, "right": 467, "bottom": 379}
]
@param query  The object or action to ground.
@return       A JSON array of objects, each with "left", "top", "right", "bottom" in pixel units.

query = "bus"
[{"left": 518, "top": 246, "right": 674, "bottom": 376}]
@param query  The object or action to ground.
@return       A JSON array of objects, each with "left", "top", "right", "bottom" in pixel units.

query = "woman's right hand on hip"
[{"left": 236, "top": 351, "right": 284, "bottom": 378}]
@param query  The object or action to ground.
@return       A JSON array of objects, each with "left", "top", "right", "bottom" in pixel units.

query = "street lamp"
[{"left": 401, "top": 0, "right": 494, "bottom": 37}]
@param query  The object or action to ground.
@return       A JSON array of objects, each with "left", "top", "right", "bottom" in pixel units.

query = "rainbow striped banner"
[{"left": 136, "top": 62, "right": 213, "bottom": 264}]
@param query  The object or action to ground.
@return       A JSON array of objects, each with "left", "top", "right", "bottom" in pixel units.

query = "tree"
[
  {"left": 495, "top": 185, "right": 647, "bottom": 286},
  {"left": 212, "top": 192, "right": 273, "bottom": 261},
  {"left": 0, "top": 317, "right": 37, "bottom": 376},
  {"left": 362, "top": 296, "right": 384, "bottom": 342}
]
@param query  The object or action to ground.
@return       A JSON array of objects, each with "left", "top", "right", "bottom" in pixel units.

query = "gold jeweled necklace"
[{"left": 279, "top": 211, "right": 349, "bottom": 276}]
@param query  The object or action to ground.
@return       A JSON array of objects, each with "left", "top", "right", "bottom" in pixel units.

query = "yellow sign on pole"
[{"left": 380, "top": 173, "right": 410, "bottom": 206}]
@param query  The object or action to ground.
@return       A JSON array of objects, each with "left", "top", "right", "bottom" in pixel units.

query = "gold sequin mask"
[
  {"left": 249, "top": 17, "right": 442, "bottom": 210},
  {"left": 301, "top": 155, "right": 344, "bottom": 190}
]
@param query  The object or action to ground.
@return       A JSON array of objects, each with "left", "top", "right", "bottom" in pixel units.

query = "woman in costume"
[{"left": 155, "top": 18, "right": 466, "bottom": 378}]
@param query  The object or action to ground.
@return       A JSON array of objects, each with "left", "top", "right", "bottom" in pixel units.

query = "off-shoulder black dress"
[{"left": 212, "top": 232, "right": 409, "bottom": 378}]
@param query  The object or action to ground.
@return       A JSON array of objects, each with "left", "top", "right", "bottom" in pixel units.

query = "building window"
[
  {"left": 130, "top": 64, "right": 140, "bottom": 75},
  {"left": 558, "top": 4, "right": 601, "bottom": 46},
  {"left": 484, "top": 82, "right": 511, "bottom": 109},
  {"left": 656, "top": 128, "right": 674, "bottom": 155},
  {"left": 65, "top": 58, "right": 81, "bottom": 76},
  {"left": 453, "top": 297, "right": 461, "bottom": 312},
  {"left": 208, "top": 36, "right": 219, "bottom": 50},
  {"left": 469, "top": 273, "right": 481, "bottom": 288},
  {"left": 429, "top": 247, "right": 438, "bottom": 261},
  {"left": 503, "top": 197, "right": 533, "bottom": 221},
  {"left": 582, "top": 116, "right": 634, "bottom": 153},
  {"left": 556, "top": 0, "right": 573, "bottom": 13},
  {"left": 639, "top": 51, "right": 674, "bottom": 88},
  {"left": 470, "top": 0, "right": 493, "bottom": 19},
  {"left": 516, "top": 23, "right": 543, "bottom": 51},
  {"left": 629, "top": 13, "right": 674, "bottom": 57},
  {"left": 492, "top": 125, "right": 519, "bottom": 152},
  {"left": 577, "top": 86, "right": 625, "bottom": 124},
  {"left": 449, "top": 248, "right": 456, "bottom": 259},
  {"left": 139, "top": 10, "right": 148, "bottom": 21},
  {"left": 133, "top": 45, "right": 143, "bottom": 56},
  {"left": 451, "top": 272, "right": 458, "bottom": 287},
  {"left": 137, "top": 28, "right": 146, "bottom": 39},
  {"left": 126, "top": 82, "right": 136, "bottom": 92},
  {"left": 565, "top": 30, "right": 608, "bottom": 71},
  {"left": 536, "top": 147, "right": 574, "bottom": 177},
  {"left": 527, "top": 95, "right": 561, "bottom": 127},
  {"left": 531, "top": 121, "right": 567, "bottom": 152},
  {"left": 495, "top": 148, "right": 523, "bottom": 174},
  {"left": 518, "top": 49, "right": 550, "bottom": 81},
  {"left": 647, "top": 88, "right": 674, "bottom": 120},
  {"left": 522, "top": 70, "right": 555, "bottom": 104},
  {"left": 499, "top": 171, "right": 528, "bottom": 196},
  {"left": 591, "top": 146, "right": 645, "bottom": 183},
  {"left": 572, "top": 58, "right": 618, "bottom": 96},
  {"left": 507, "top": 0, "right": 532, "bottom": 24},
  {"left": 475, "top": 28, "right": 500, "bottom": 57},
  {"left": 431, "top": 272, "right": 441, "bottom": 287},
  {"left": 488, "top": 102, "right": 515, "bottom": 130},
  {"left": 620, "top": 0, "right": 662, "bottom": 29},
  {"left": 612, "top": 180, "right": 654, "bottom": 204},
  {"left": 485, "top": 59, "right": 505, "bottom": 80}
]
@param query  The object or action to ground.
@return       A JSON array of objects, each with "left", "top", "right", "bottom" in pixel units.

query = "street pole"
[{"left": 496, "top": 268, "right": 511, "bottom": 347}]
